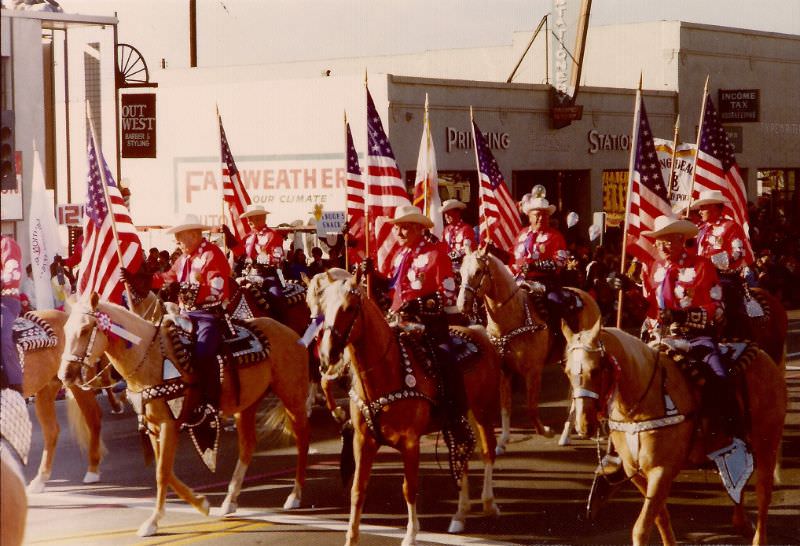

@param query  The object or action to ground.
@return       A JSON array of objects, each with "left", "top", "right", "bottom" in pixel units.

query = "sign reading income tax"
[{"left": 121, "top": 94, "right": 156, "bottom": 158}]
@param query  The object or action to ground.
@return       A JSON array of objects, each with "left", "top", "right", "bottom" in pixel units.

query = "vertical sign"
[{"left": 121, "top": 93, "right": 157, "bottom": 158}]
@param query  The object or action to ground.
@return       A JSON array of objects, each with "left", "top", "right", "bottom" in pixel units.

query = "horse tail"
[
  {"left": 256, "top": 399, "right": 296, "bottom": 448},
  {"left": 65, "top": 392, "right": 107, "bottom": 459}
]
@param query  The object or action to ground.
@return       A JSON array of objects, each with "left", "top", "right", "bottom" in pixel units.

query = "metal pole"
[
  {"left": 686, "top": 76, "right": 710, "bottom": 217},
  {"left": 113, "top": 21, "right": 122, "bottom": 187},
  {"left": 189, "top": 0, "right": 198, "bottom": 68},
  {"left": 507, "top": 14, "right": 548, "bottom": 84}
]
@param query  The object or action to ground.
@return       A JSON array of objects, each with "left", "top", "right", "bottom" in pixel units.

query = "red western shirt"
[
  {"left": 696, "top": 218, "right": 753, "bottom": 274},
  {"left": 510, "top": 226, "right": 568, "bottom": 277},
  {"left": 1, "top": 235, "right": 22, "bottom": 297},
  {"left": 233, "top": 226, "right": 284, "bottom": 266},
  {"left": 443, "top": 220, "right": 476, "bottom": 258},
  {"left": 389, "top": 236, "right": 457, "bottom": 313},
  {"left": 153, "top": 238, "right": 231, "bottom": 309}
]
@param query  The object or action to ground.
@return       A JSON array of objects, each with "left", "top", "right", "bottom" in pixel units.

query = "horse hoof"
[
  {"left": 83, "top": 471, "right": 101, "bottom": 484},
  {"left": 495, "top": 445, "right": 506, "bottom": 456},
  {"left": 540, "top": 426, "right": 555, "bottom": 438},
  {"left": 483, "top": 499, "right": 500, "bottom": 518},
  {"left": 447, "top": 519, "right": 465, "bottom": 534},
  {"left": 283, "top": 493, "right": 301, "bottom": 510},
  {"left": 26, "top": 477, "right": 46, "bottom": 494},
  {"left": 137, "top": 521, "right": 158, "bottom": 537},
  {"left": 198, "top": 496, "right": 210, "bottom": 516},
  {"left": 220, "top": 499, "right": 237, "bottom": 515}
]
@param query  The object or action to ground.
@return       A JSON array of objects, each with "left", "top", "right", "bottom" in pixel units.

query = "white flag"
[
  {"left": 412, "top": 94, "right": 443, "bottom": 238},
  {"left": 28, "top": 149, "right": 62, "bottom": 310},
  {"left": 653, "top": 138, "right": 695, "bottom": 215}
]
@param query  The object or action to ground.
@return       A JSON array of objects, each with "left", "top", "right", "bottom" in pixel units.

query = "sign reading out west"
[{"left": 121, "top": 93, "right": 157, "bottom": 158}]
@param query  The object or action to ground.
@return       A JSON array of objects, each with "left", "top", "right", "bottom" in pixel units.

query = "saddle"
[
  {"left": 233, "top": 278, "right": 307, "bottom": 320},
  {"left": 656, "top": 338, "right": 759, "bottom": 389},
  {"left": 12, "top": 313, "right": 57, "bottom": 354},
  {"left": 390, "top": 324, "right": 482, "bottom": 376}
]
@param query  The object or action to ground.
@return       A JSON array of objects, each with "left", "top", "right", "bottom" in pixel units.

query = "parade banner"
[
  {"left": 653, "top": 138, "right": 695, "bottom": 214},
  {"left": 174, "top": 155, "right": 348, "bottom": 228}
]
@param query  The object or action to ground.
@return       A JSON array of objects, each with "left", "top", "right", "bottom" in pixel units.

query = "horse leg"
[
  {"left": 221, "top": 405, "right": 258, "bottom": 515},
  {"left": 276, "top": 395, "right": 309, "bottom": 510},
  {"left": 473, "top": 413, "right": 499, "bottom": 518},
  {"left": 399, "top": 442, "right": 421, "bottom": 546},
  {"left": 630, "top": 471, "right": 677, "bottom": 546},
  {"left": 558, "top": 399, "right": 575, "bottom": 446},
  {"left": 1, "top": 451, "right": 27, "bottom": 546},
  {"left": 68, "top": 386, "right": 103, "bottom": 483},
  {"left": 497, "top": 373, "right": 512, "bottom": 455},
  {"left": 747, "top": 430, "right": 781, "bottom": 545},
  {"left": 345, "top": 430, "right": 377, "bottom": 546},
  {"left": 524, "top": 368, "right": 553, "bottom": 438},
  {"left": 28, "top": 379, "right": 61, "bottom": 493},
  {"left": 449, "top": 466, "right": 470, "bottom": 534},
  {"left": 321, "top": 376, "right": 346, "bottom": 423},
  {"left": 138, "top": 423, "right": 177, "bottom": 537}
]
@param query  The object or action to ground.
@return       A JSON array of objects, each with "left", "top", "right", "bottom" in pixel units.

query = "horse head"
[
  {"left": 58, "top": 292, "right": 109, "bottom": 388},
  {"left": 457, "top": 247, "right": 491, "bottom": 312},
  {"left": 318, "top": 276, "right": 363, "bottom": 374},
  {"left": 562, "top": 318, "right": 606, "bottom": 438}
]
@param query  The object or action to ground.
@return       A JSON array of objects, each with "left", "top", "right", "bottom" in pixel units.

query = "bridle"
[
  {"left": 462, "top": 252, "right": 521, "bottom": 310},
  {"left": 322, "top": 286, "right": 362, "bottom": 374},
  {"left": 565, "top": 334, "right": 608, "bottom": 402}
]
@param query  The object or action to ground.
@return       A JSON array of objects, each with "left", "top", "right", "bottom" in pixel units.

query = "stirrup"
[
  {"left": 180, "top": 403, "right": 216, "bottom": 431},
  {"left": 708, "top": 437, "right": 753, "bottom": 504}
]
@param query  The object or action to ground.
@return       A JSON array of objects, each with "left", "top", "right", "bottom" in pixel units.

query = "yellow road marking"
[{"left": 27, "top": 518, "right": 272, "bottom": 545}]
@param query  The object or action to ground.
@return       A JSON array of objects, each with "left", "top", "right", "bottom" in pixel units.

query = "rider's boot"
[{"left": 437, "top": 342, "right": 475, "bottom": 482}]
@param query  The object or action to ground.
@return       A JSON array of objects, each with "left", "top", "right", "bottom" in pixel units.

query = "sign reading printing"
[
  {"left": 316, "top": 211, "right": 346, "bottom": 236},
  {"left": 718, "top": 89, "right": 759, "bottom": 123},
  {"left": 121, "top": 94, "right": 156, "bottom": 158},
  {"left": 175, "top": 155, "right": 347, "bottom": 228}
]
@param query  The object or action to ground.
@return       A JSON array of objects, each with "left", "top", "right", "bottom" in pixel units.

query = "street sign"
[{"left": 316, "top": 210, "right": 345, "bottom": 236}]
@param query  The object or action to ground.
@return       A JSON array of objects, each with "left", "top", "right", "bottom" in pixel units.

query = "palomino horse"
[
  {"left": 458, "top": 248, "right": 601, "bottom": 452},
  {"left": 563, "top": 321, "right": 786, "bottom": 546},
  {"left": 1, "top": 444, "right": 27, "bottom": 546},
  {"left": 58, "top": 293, "right": 310, "bottom": 537},
  {"left": 17, "top": 309, "right": 107, "bottom": 493},
  {"left": 317, "top": 275, "right": 501, "bottom": 546}
]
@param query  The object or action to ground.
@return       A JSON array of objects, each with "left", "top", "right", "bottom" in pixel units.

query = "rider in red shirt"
[
  {"left": 441, "top": 199, "right": 476, "bottom": 274},
  {"left": 151, "top": 214, "right": 232, "bottom": 424},
  {"left": 1, "top": 235, "right": 24, "bottom": 392}
]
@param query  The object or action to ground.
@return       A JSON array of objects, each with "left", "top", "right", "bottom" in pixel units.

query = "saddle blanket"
[
  {"left": 164, "top": 316, "right": 270, "bottom": 375},
  {"left": 12, "top": 313, "right": 57, "bottom": 353},
  {"left": 394, "top": 326, "right": 481, "bottom": 375}
]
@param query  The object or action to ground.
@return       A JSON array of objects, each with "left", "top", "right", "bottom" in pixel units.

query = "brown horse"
[
  {"left": 58, "top": 293, "right": 310, "bottom": 537},
  {"left": 458, "top": 248, "right": 601, "bottom": 452},
  {"left": 317, "top": 275, "right": 501, "bottom": 545},
  {"left": 17, "top": 309, "right": 108, "bottom": 494},
  {"left": 562, "top": 321, "right": 786, "bottom": 546},
  {"left": 747, "top": 287, "right": 787, "bottom": 366}
]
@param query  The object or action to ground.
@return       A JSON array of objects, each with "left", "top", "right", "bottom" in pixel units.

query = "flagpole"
[
  {"left": 364, "top": 72, "right": 372, "bottom": 299},
  {"left": 685, "top": 75, "right": 709, "bottom": 217},
  {"left": 423, "top": 93, "right": 430, "bottom": 216},
  {"left": 666, "top": 114, "right": 680, "bottom": 202},
  {"left": 615, "top": 75, "right": 643, "bottom": 328},
  {"left": 470, "top": 106, "right": 491, "bottom": 246},
  {"left": 344, "top": 110, "right": 349, "bottom": 272},
  {"left": 86, "top": 101, "right": 134, "bottom": 306},
  {"left": 216, "top": 105, "right": 228, "bottom": 254}
]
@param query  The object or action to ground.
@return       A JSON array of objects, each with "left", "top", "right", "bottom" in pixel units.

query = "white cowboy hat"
[
  {"left": 240, "top": 204, "right": 270, "bottom": 219},
  {"left": 690, "top": 190, "right": 727, "bottom": 208},
  {"left": 641, "top": 215, "right": 698, "bottom": 239},
  {"left": 519, "top": 194, "right": 556, "bottom": 215},
  {"left": 441, "top": 199, "right": 466, "bottom": 214},
  {"left": 388, "top": 205, "right": 434, "bottom": 228},
  {"left": 166, "top": 213, "right": 208, "bottom": 234}
]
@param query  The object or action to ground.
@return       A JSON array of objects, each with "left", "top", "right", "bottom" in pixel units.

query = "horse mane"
[
  {"left": 603, "top": 327, "right": 655, "bottom": 367},
  {"left": 480, "top": 248, "right": 515, "bottom": 285}
]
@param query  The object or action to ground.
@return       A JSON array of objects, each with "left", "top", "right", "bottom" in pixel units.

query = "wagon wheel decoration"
[{"left": 116, "top": 43, "right": 152, "bottom": 87}]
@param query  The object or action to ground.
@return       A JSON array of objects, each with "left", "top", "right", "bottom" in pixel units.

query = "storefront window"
[
  {"left": 405, "top": 170, "right": 479, "bottom": 225},
  {"left": 757, "top": 169, "right": 798, "bottom": 224}
]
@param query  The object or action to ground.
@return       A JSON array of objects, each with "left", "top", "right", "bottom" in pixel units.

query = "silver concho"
[{"left": 405, "top": 374, "right": 417, "bottom": 388}]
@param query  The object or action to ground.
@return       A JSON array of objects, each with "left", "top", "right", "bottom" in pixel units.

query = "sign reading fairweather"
[{"left": 174, "top": 155, "right": 347, "bottom": 228}]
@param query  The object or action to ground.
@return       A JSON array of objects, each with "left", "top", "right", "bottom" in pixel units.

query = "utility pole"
[{"left": 189, "top": 0, "right": 197, "bottom": 67}]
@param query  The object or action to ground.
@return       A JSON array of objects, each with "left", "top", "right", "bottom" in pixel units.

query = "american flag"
[
  {"left": 345, "top": 119, "right": 366, "bottom": 260},
  {"left": 625, "top": 94, "right": 674, "bottom": 263},
  {"left": 78, "top": 129, "right": 143, "bottom": 303},
  {"left": 694, "top": 93, "right": 751, "bottom": 240},
  {"left": 472, "top": 119, "right": 521, "bottom": 252},
  {"left": 366, "top": 88, "right": 411, "bottom": 275},
  {"left": 412, "top": 95, "right": 443, "bottom": 237},
  {"left": 220, "top": 115, "right": 252, "bottom": 241}
]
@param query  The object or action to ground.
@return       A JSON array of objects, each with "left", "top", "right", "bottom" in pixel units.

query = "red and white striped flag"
[
  {"left": 471, "top": 118, "right": 521, "bottom": 252},
  {"left": 412, "top": 94, "right": 443, "bottom": 238},
  {"left": 366, "top": 87, "right": 411, "bottom": 276},
  {"left": 78, "top": 128, "right": 143, "bottom": 303},
  {"left": 344, "top": 118, "right": 366, "bottom": 262},
  {"left": 693, "top": 93, "right": 752, "bottom": 243},
  {"left": 219, "top": 114, "right": 252, "bottom": 241},
  {"left": 625, "top": 92, "right": 675, "bottom": 264}
]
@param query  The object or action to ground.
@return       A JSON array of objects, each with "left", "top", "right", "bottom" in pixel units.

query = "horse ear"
[
  {"left": 589, "top": 318, "right": 601, "bottom": 339},
  {"left": 89, "top": 292, "right": 100, "bottom": 310},
  {"left": 300, "top": 272, "right": 309, "bottom": 285},
  {"left": 561, "top": 318, "right": 575, "bottom": 342}
]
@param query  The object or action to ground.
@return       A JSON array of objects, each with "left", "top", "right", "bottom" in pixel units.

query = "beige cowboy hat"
[
  {"left": 519, "top": 194, "right": 556, "bottom": 215},
  {"left": 690, "top": 190, "right": 727, "bottom": 208},
  {"left": 240, "top": 204, "right": 270, "bottom": 219},
  {"left": 388, "top": 205, "right": 434, "bottom": 228},
  {"left": 441, "top": 199, "right": 467, "bottom": 214},
  {"left": 642, "top": 215, "right": 698, "bottom": 239},
  {"left": 166, "top": 213, "right": 208, "bottom": 234}
]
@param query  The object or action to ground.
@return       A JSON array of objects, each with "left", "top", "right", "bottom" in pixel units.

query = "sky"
[{"left": 57, "top": 0, "right": 800, "bottom": 70}]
